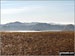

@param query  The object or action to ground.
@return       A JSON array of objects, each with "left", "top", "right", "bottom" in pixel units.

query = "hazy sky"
[{"left": 1, "top": 0, "right": 74, "bottom": 24}]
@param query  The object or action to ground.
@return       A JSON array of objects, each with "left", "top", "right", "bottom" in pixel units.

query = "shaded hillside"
[{"left": 64, "top": 24, "right": 74, "bottom": 31}]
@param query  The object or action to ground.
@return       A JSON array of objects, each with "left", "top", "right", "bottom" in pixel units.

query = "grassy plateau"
[{"left": 0, "top": 31, "right": 74, "bottom": 55}]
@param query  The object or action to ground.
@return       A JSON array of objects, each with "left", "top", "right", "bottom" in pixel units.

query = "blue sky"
[{"left": 1, "top": 0, "right": 74, "bottom": 24}]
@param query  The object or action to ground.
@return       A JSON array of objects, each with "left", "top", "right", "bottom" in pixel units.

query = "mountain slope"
[{"left": 0, "top": 22, "right": 74, "bottom": 31}]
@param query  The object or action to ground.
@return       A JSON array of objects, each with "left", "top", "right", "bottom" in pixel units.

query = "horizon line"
[{"left": 1, "top": 21, "right": 74, "bottom": 25}]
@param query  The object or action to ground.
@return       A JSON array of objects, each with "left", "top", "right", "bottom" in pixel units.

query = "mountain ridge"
[{"left": 0, "top": 21, "right": 74, "bottom": 31}]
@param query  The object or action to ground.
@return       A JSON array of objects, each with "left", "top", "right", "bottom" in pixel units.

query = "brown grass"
[{"left": 0, "top": 31, "right": 74, "bottom": 55}]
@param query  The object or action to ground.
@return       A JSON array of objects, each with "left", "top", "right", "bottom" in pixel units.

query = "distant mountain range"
[{"left": 0, "top": 21, "right": 75, "bottom": 31}]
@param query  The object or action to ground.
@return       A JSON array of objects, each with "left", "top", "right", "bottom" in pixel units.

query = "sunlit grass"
[{"left": 1, "top": 31, "right": 74, "bottom": 55}]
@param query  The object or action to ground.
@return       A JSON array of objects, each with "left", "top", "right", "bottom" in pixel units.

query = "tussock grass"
[{"left": 0, "top": 31, "right": 74, "bottom": 55}]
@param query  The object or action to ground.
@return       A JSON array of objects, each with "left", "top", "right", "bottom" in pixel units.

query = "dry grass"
[{"left": 0, "top": 31, "right": 74, "bottom": 55}]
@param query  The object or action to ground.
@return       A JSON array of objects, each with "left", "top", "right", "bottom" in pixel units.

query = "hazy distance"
[{"left": 1, "top": 0, "right": 74, "bottom": 24}]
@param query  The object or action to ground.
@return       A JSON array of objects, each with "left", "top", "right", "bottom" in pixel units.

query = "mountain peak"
[
  {"left": 14, "top": 21, "right": 22, "bottom": 24},
  {"left": 5, "top": 21, "right": 23, "bottom": 25}
]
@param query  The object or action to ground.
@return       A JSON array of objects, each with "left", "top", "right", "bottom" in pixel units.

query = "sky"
[{"left": 1, "top": 0, "right": 74, "bottom": 24}]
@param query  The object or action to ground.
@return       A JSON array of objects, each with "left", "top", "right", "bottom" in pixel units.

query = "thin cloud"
[
  {"left": 1, "top": 6, "right": 46, "bottom": 15},
  {"left": 1, "top": 7, "right": 30, "bottom": 14}
]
